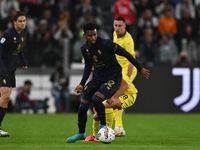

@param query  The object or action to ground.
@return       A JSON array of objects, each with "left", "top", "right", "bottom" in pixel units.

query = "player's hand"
[
  {"left": 139, "top": 68, "right": 150, "bottom": 79},
  {"left": 23, "top": 66, "right": 28, "bottom": 70},
  {"left": 74, "top": 84, "right": 83, "bottom": 93},
  {"left": 106, "top": 97, "right": 116, "bottom": 105}
]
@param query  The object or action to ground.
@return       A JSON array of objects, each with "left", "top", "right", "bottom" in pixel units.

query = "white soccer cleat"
[
  {"left": 0, "top": 128, "right": 10, "bottom": 137},
  {"left": 114, "top": 126, "right": 125, "bottom": 137}
]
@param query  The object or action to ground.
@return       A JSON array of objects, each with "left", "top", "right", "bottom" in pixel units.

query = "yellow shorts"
[{"left": 119, "top": 93, "right": 137, "bottom": 109}]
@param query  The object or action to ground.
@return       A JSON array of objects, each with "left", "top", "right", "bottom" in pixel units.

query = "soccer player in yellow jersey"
[{"left": 113, "top": 16, "right": 137, "bottom": 136}]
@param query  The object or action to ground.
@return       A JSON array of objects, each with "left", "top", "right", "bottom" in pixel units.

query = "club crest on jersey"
[
  {"left": 86, "top": 49, "right": 89, "bottom": 52},
  {"left": 93, "top": 55, "right": 98, "bottom": 62},
  {"left": 98, "top": 49, "right": 101, "bottom": 55},
  {"left": 3, "top": 79, "right": 6, "bottom": 84},
  {"left": 0, "top": 37, "right": 6, "bottom": 44}
]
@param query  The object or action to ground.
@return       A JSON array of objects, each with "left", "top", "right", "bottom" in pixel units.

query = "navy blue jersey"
[
  {"left": 0, "top": 26, "right": 27, "bottom": 76},
  {"left": 81, "top": 36, "right": 122, "bottom": 81},
  {"left": 80, "top": 36, "right": 143, "bottom": 86}
]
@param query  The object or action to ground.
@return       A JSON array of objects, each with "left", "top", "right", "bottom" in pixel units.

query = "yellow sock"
[
  {"left": 105, "top": 108, "right": 114, "bottom": 128},
  {"left": 92, "top": 119, "right": 100, "bottom": 136},
  {"left": 114, "top": 109, "right": 123, "bottom": 127}
]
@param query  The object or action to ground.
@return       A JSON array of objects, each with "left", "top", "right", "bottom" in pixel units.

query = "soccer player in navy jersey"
[
  {"left": 0, "top": 11, "right": 28, "bottom": 137},
  {"left": 66, "top": 22, "right": 149, "bottom": 143}
]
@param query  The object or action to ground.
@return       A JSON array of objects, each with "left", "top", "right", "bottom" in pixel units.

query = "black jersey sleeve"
[
  {"left": 79, "top": 49, "right": 93, "bottom": 86},
  {"left": 0, "top": 33, "right": 10, "bottom": 75},
  {"left": 115, "top": 43, "right": 143, "bottom": 71},
  {"left": 18, "top": 50, "right": 27, "bottom": 66}
]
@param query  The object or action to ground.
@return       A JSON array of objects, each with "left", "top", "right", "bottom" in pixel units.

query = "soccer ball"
[{"left": 97, "top": 127, "right": 115, "bottom": 144}]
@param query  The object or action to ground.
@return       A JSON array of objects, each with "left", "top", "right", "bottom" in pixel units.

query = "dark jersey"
[
  {"left": 0, "top": 26, "right": 27, "bottom": 76},
  {"left": 80, "top": 36, "right": 143, "bottom": 86},
  {"left": 81, "top": 36, "right": 122, "bottom": 81}
]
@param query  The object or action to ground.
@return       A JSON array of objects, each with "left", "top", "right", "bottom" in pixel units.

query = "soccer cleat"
[
  {"left": 66, "top": 132, "right": 86, "bottom": 143},
  {"left": 114, "top": 128, "right": 126, "bottom": 137},
  {"left": 94, "top": 137, "right": 100, "bottom": 142},
  {"left": 96, "top": 124, "right": 107, "bottom": 139},
  {"left": 0, "top": 128, "right": 10, "bottom": 137},
  {"left": 82, "top": 135, "right": 95, "bottom": 141}
]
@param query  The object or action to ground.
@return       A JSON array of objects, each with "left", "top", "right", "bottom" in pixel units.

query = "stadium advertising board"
[{"left": 126, "top": 67, "right": 200, "bottom": 113}]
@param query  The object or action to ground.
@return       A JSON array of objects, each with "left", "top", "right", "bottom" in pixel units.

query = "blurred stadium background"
[{"left": 1, "top": 0, "right": 200, "bottom": 113}]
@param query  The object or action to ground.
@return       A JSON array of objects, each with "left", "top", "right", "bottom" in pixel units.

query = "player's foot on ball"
[
  {"left": 94, "top": 137, "right": 100, "bottom": 142},
  {"left": 96, "top": 124, "right": 107, "bottom": 139},
  {"left": 66, "top": 132, "right": 86, "bottom": 143},
  {"left": 0, "top": 128, "right": 10, "bottom": 137},
  {"left": 114, "top": 126, "right": 125, "bottom": 137},
  {"left": 82, "top": 135, "right": 95, "bottom": 141}
]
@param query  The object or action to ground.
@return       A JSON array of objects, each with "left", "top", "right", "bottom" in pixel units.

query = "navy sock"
[
  {"left": 92, "top": 95, "right": 106, "bottom": 125},
  {"left": 0, "top": 107, "right": 7, "bottom": 127},
  {"left": 78, "top": 103, "right": 89, "bottom": 133}
]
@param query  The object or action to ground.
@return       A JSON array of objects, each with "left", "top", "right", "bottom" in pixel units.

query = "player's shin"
[
  {"left": 92, "top": 95, "right": 106, "bottom": 125},
  {"left": 92, "top": 119, "right": 100, "bottom": 136},
  {"left": 78, "top": 103, "right": 89, "bottom": 133},
  {"left": 0, "top": 107, "right": 7, "bottom": 127},
  {"left": 105, "top": 108, "right": 114, "bottom": 128},
  {"left": 114, "top": 109, "right": 123, "bottom": 128}
]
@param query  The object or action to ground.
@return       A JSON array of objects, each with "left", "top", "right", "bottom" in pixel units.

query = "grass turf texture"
[{"left": 0, "top": 113, "right": 200, "bottom": 150}]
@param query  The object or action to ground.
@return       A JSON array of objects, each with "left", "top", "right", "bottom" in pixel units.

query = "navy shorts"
[
  {"left": 0, "top": 71, "right": 16, "bottom": 88},
  {"left": 82, "top": 76, "right": 122, "bottom": 102}
]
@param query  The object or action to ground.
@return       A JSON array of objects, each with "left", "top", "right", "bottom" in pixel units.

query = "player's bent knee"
[
  {"left": 92, "top": 95, "right": 103, "bottom": 106},
  {"left": 78, "top": 102, "right": 89, "bottom": 114}
]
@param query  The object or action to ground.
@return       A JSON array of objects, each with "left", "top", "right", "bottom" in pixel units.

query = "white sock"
[{"left": 114, "top": 126, "right": 124, "bottom": 130}]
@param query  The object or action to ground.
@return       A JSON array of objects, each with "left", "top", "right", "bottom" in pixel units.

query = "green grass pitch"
[{"left": 0, "top": 113, "right": 200, "bottom": 150}]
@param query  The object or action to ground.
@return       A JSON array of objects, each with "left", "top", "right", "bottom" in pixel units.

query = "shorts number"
[
  {"left": 105, "top": 80, "right": 115, "bottom": 90},
  {"left": 123, "top": 94, "right": 128, "bottom": 100}
]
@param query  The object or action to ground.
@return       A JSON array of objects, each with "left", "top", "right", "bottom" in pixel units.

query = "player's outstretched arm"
[{"left": 115, "top": 44, "right": 150, "bottom": 79}]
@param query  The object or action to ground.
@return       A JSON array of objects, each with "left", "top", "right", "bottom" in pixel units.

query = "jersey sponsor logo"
[
  {"left": 172, "top": 68, "right": 200, "bottom": 112},
  {"left": 0, "top": 37, "right": 6, "bottom": 44}
]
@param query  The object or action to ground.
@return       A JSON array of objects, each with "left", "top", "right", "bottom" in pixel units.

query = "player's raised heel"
[
  {"left": 0, "top": 128, "right": 10, "bottom": 137},
  {"left": 96, "top": 124, "right": 107, "bottom": 139},
  {"left": 66, "top": 132, "right": 86, "bottom": 143}
]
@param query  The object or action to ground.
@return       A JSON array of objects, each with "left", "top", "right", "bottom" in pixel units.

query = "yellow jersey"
[
  {"left": 113, "top": 31, "right": 137, "bottom": 82},
  {"left": 122, "top": 72, "right": 138, "bottom": 94}
]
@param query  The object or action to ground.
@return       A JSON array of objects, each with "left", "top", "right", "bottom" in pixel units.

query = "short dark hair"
[
  {"left": 12, "top": 11, "right": 26, "bottom": 21},
  {"left": 114, "top": 16, "right": 125, "bottom": 23},
  {"left": 24, "top": 80, "right": 32, "bottom": 85},
  {"left": 83, "top": 22, "right": 96, "bottom": 33}
]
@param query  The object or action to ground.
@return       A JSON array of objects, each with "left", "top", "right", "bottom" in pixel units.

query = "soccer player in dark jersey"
[
  {"left": 66, "top": 22, "right": 149, "bottom": 143},
  {"left": 0, "top": 11, "right": 27, "bottom": 137}
]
